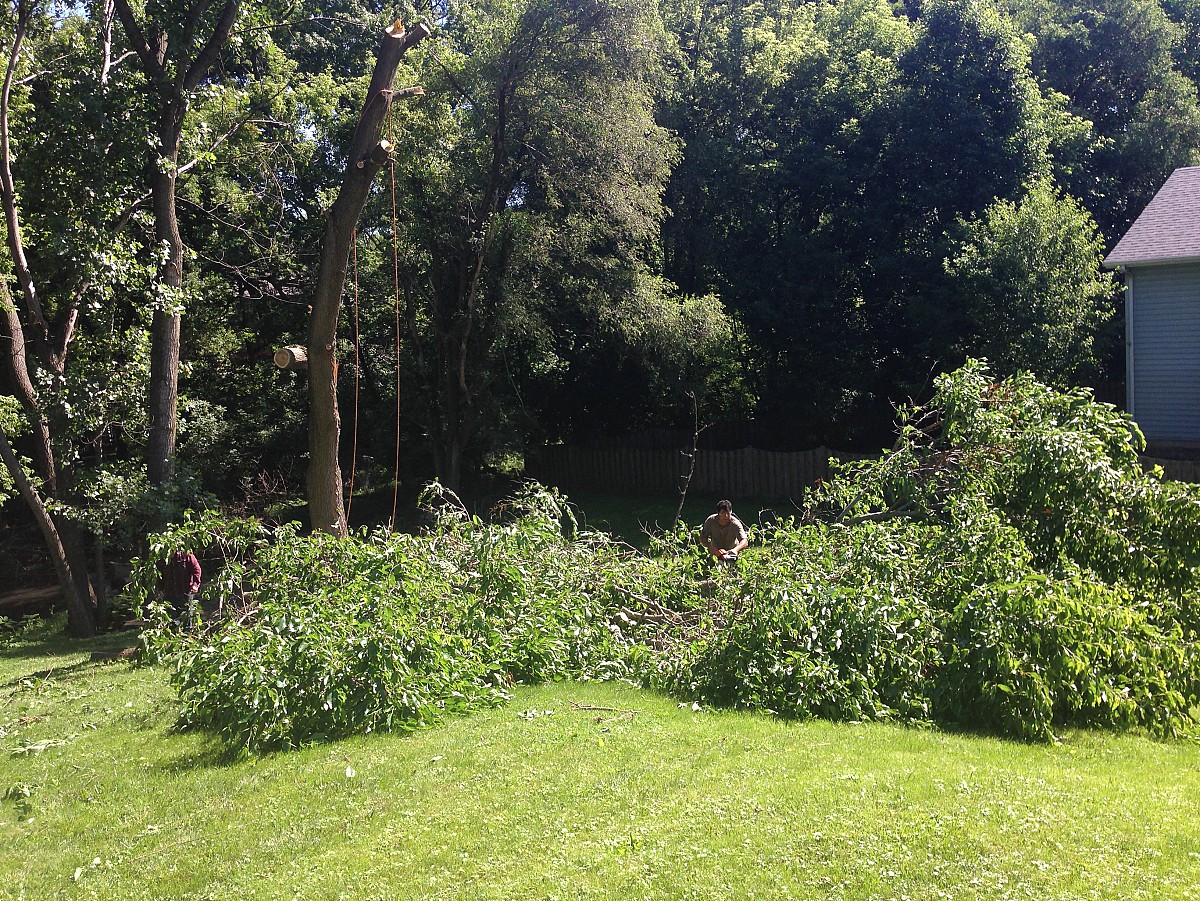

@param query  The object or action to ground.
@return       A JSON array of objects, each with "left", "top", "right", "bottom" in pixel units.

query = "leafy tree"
[
  {"left": 0, "top": 1, "right": 160, "bottom": 633},
  {"left": 856, "top": 0, "right": 1061, "bottom": 400},
  {"left": 660, "top": 0, "right": 919, "bottom": 444},
  {"left": 0, "top": 394, "right": 18, "bottom": 500},
  {"left": 162, "top": 9, "right": 351, "bottom": 506},
  {"left": 1161, "top": 0, "right": 1200, "bottom": 84},
  {"left": 110, "top": 0, "right": 271, "bottom": 495},
  {"left": 0, "top": 0, "right": 290, "bottom": 624},
  {"left": 660, "top": 0, "right": 1077, "bottom": 442},
  {"left": 379, "top": 0, "right": 678, "bottom": 490},
  {"left": 1003, "top": 0, "right": 1200, "bottom": 239},
  {"left": 882, "top": 0, "right": 1048, "bottom": 243},
  {"left": 522, "top": 277, "right": 753, "bottom": 444},
  {"left": 943, "top": 179, "right": 1116, "bottom": 382}
]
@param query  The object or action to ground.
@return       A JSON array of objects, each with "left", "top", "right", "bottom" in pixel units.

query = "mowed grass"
[
  {"left": 566, "top": 491, "right": 793, "bottom": 549},
  {"left": 3, "top": 622, "right": 1200, "bottom": 900}
]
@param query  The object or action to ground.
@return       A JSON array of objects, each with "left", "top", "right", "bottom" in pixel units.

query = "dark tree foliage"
[
  {"left": 1002, "top": 0, "right": 1200, "bottom": 239},
  {"left": 659, "top": 0, "right": 1073, "bottom": 447},
  {"left": 3, "top": 0, "right": 1200, "bottom": 599}
]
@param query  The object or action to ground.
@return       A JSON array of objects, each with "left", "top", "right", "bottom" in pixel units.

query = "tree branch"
[
  {"left": 183, "top": 0, "right": 241, "bottom": 93},
  {"left": 111, "top": 0, "right": 166, "bottom": 82},
  {"left": 0, "top": 0, "right": 47, "bottom": 339},
  {"left": 176, "top": 112, "right": 287, "bottom": 178},
  {"left": 111, "top": 190, "right": 152, "bottom": 234}
]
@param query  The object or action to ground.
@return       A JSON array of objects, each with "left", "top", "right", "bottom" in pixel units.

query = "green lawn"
[
  {"left": 565, "top": 491, "right": 793, "bottom": 549},
  {"left": 3, "top": 621, "right": 1200, "bottom": 900}
]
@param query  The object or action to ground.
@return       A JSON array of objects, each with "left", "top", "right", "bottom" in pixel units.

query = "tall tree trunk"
[
  {"left": 0, "top": 12, "right": 101, "bottom": 630},
  {"left": 146, "top": 105, "right": 185, "bottom": 487},
  {"left": 0, "top": 294, "right": 55, "bottom": 491},
  {"left": 0, "top": 2, "right": 57, "bottom": 495},
  {"left": 112, "top": 0, "right": 241, "bottom": 494},
  {"left": 307, "top": 21, "right": 429, "bottom": 537}
]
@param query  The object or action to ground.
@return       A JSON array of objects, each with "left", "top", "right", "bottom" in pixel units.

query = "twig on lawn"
[{"left": 570, "top": 701, "right": 637, "bottom": 721}]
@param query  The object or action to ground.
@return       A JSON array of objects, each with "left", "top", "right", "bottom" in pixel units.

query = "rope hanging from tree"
[
  {"left": 343, "top": 103, "right": 406, "bottom": 533},
  {"left": 344, "top": 230, "right": 362, "bottom": 525},
  {"left": 388, "top": 154, "right": 402, "bottom": 532}
]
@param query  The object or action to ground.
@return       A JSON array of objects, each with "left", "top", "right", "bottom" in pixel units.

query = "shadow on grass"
[
  {"left": 0, "top": 656, "right": 120, "bottom": 691},
  {"left": 1, "top": 615, "right": 139, "bottom": 665},
  {"left": 158, "top": 716, "right": 440, "bottom": 773},
  {"left": 160, "top": 735, "right": 256, "bottom": 771}
]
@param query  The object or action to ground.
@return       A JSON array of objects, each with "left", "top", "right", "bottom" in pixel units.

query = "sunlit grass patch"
[{"left": 2, "top": 629, "right": 1199, "bottom": 899}]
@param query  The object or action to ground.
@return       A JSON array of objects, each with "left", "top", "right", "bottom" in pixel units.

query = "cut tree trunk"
[{"left": 307, "top": 20, "right": 429, "bottom": 537}]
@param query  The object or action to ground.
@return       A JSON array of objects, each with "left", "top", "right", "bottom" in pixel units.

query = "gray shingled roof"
[{"left": 1105, "top": 166, "right": 1200, "bottom": 267}]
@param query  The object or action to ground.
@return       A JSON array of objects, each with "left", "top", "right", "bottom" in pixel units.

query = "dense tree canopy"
[
  {"left": 944, "top": 179, "right": 1115, "bottom": 382},
  {"left": 1, "top": 0, "right": 1198, "bottom": 620},
  {"left": 1003, "top": 0, "right": 1200, "bottom": 236}
]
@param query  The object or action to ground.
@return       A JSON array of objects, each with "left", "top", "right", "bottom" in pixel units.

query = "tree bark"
[
  {"left": 0, "top": 426, "right": 93, "bottom": 637},
  {"left": 98, "top": 0, "right": 116, "bottom": 85},
  {"left": 0, "top": 1, "right": 58, "bottom": 492},
  {"left": 0, "top": 291, "right": 55, "bottom": 490},
  {"left": 307, "top": 21, "right": 429, "bottom": 537},
  {"left": 112, "top": 0, "right": 241, "bottom": 491},
  {"left": 145, "top": 104, "right": 184, "bottom": 486},
  {"left": 0, "top": 6, "right": 99, "bottom": 634}
]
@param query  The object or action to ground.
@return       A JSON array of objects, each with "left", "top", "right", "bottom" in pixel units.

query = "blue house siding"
[{"left": 1128, "top": 263, "right": 1200, "bottom": 443}]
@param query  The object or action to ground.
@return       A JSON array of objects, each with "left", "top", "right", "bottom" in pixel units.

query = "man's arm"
[
  {"left": 729, "top": 518, "right": 749, "bottom": 555},
  {"left": 187, "top": 554, "right": 202, "bottom": 593},
  {"left": 699, "top": 519, "right": 723, "bottom": 558}
]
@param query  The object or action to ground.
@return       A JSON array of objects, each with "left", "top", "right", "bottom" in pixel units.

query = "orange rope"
[
  {"left": 345, "top": 228, "right": 361, "bottom": 525},
  {"left": 389, "top": 156, "right": 402, "bottom": 533}
]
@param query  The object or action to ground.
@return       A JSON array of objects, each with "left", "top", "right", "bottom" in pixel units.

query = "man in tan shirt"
[{"left": 699, "top": 499, "right": 749, "bottom": 562}]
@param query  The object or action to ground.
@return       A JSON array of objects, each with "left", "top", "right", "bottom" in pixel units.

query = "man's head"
[{"left": 716, "top": 499, "right": 732, "bottom": 525}]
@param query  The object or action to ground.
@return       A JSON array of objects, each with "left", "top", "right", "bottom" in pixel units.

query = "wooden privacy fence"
[
  {"left": 1145, "top": 457, "right": 1200, "bottom": 483},
  {"left": 525, "top": 446, "right": 1200, "bottom": 499},
  {"left": 524, "top": 445, "right": 873, "bottom": 500}
]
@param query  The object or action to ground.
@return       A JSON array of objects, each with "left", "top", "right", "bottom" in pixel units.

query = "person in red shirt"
[{"left": 158, "top": 550, "right": 201, "bottom": 628}]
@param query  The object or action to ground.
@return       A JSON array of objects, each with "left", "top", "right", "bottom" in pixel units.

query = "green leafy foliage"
[
  {"left": 719, "top": 361, "right": 1200, "bottom": 740},
  {"left": 944, "top": 179, "right": 1116, "bottom": 382},
  {"left": 938, "top": 575, "right": 1196, "bottom": 741},
  {"left": 137, "top": 486, "right": 636, "bottom": 751},
  {"left": 141, "top": 364, "right": 1200, "bottom": 749},
  {"left": 1002, "top": 0, "right": 1200, "bottom": 238},
  {"left": 656, "top": 522, "right": 938, "bottom": 724}
]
